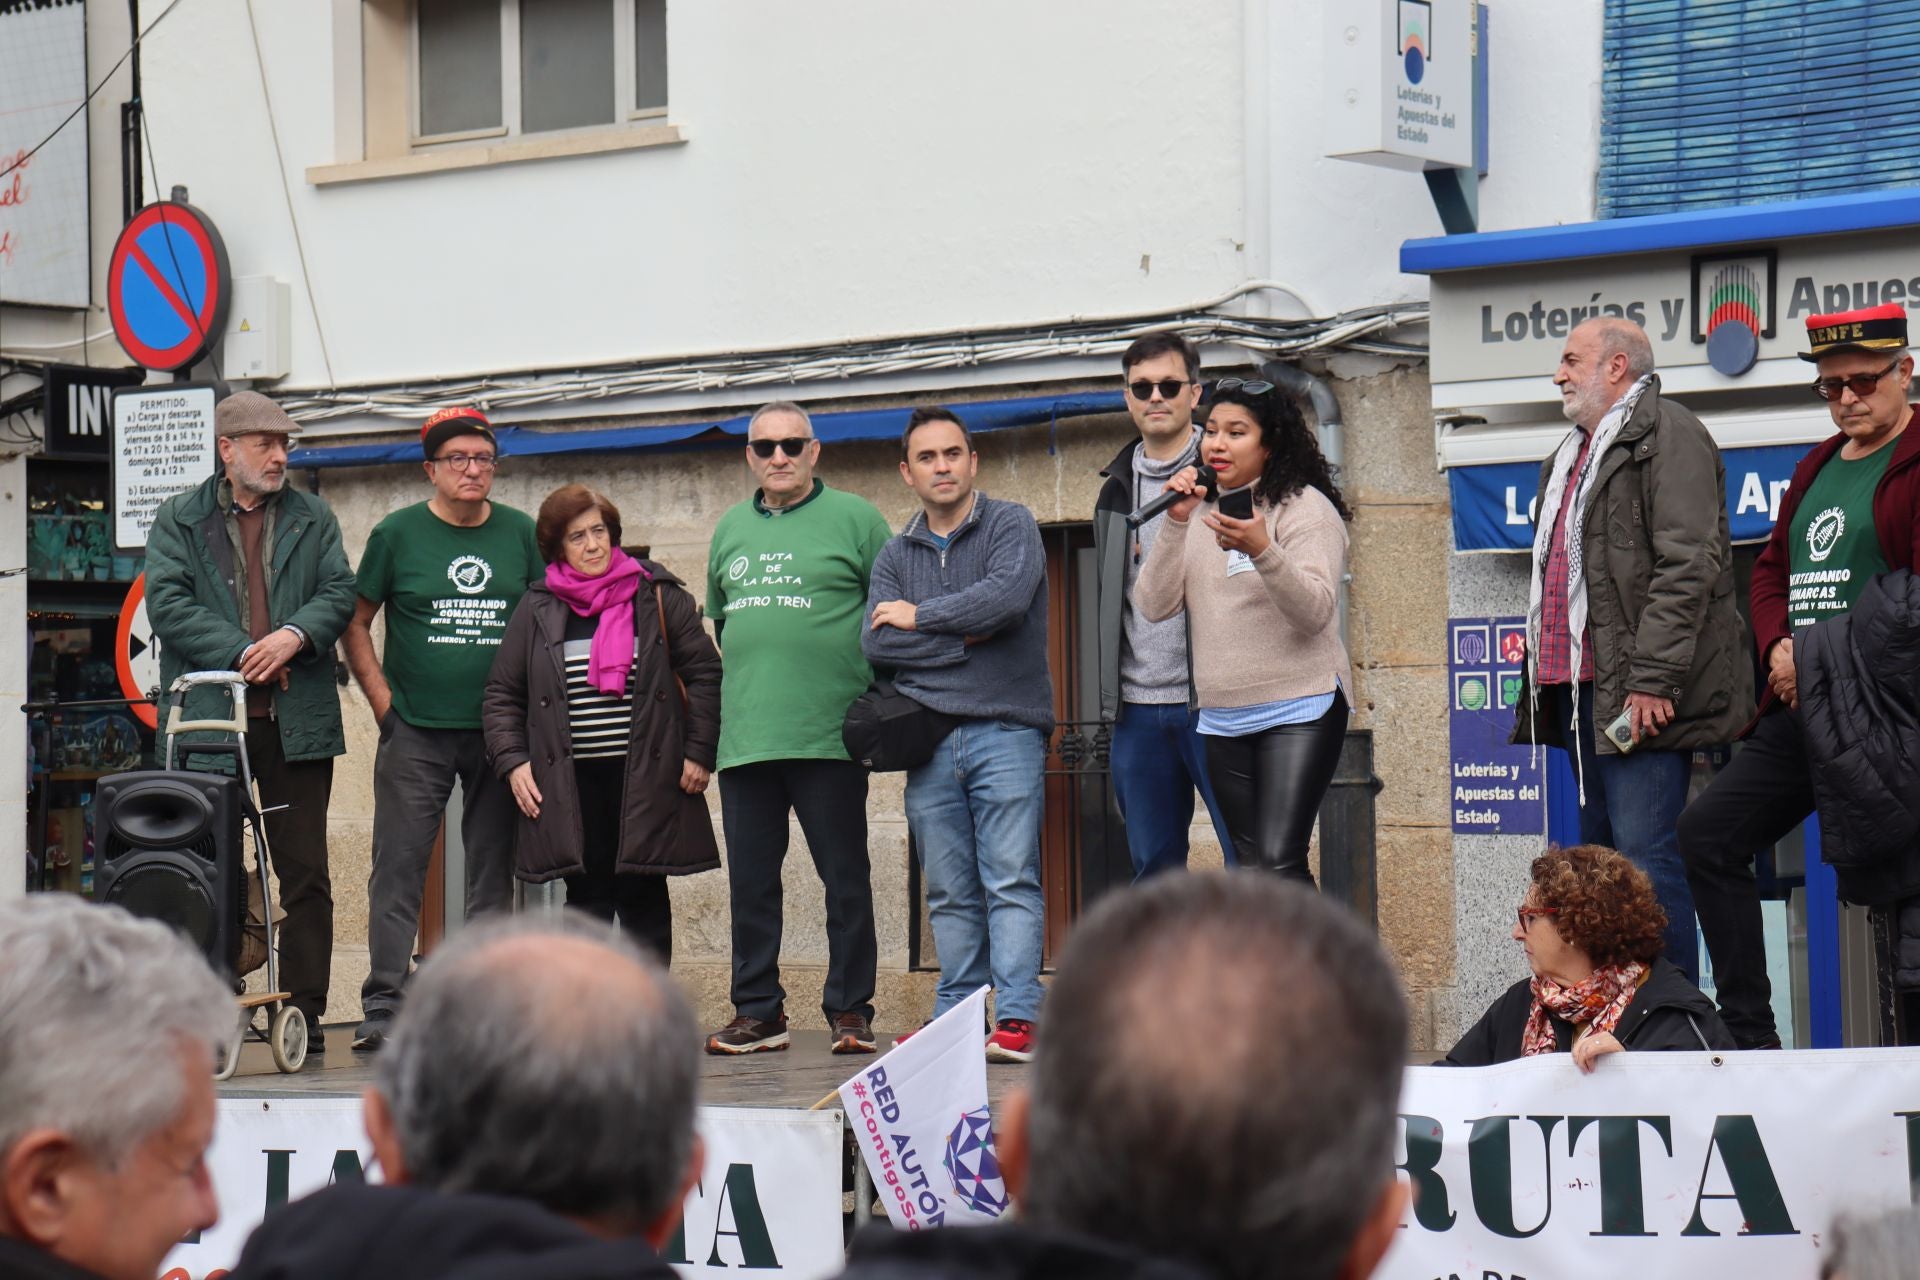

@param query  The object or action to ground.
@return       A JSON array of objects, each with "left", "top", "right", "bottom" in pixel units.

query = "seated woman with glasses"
[
  {"left": 1444, "top": 844, "right": 1735, "bottom": 1069},
  {"left": 481, "top": 484, "right": 722, "bottom": 960},
  {"left": 1134, "top": 376, "right": 1352, "bottom": 882}
]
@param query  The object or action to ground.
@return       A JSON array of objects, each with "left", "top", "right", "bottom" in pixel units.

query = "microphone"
[{"left": 1127, "top": 465, "right": 1217, "bottom": 529}]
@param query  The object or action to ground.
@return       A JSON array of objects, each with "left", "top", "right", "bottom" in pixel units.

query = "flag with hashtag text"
[{"left": 837, "top": 985, "right": 1006, "bottom": 1229}]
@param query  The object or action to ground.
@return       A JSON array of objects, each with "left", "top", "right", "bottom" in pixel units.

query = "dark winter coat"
[
  {"left": 0, "top": 1237, "right": 108, "bottom": 1280},
  {"left": 1752, "top": 408, "right": 1920, "bottom": 717},
  {"left": 143, "top": 472, "right": 356, "bottom": 762},
  {"left": 838, "top": 1221, "right": 1214, "bottom": 1280},
  {"left": 1796, "top": 568, "right": 1920, "bottom": 905},
  {"left": 481, "top": 568, "right": 721, "bottom": 881},
  {"left": 1092, "top": 436, "right": 1199, "bottom": 721},
  {"left": 1441, "top": 958, "right": 1736, "bottom": 1065},
  {"left": 225, "top": 1182, "right": 678, "bottom": 1280},
  {"left": 1511, "top": 378, "right": 1753, "bottom": 753}
]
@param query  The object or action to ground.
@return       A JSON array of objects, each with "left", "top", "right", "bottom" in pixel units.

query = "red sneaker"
[{"left": 985, "top": 1018, "right": 1035, "bottom": 1063}]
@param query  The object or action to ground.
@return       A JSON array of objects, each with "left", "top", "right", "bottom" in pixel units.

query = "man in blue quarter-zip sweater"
[{"left": 863, "top": 406, "right": 1054, "bottom": 1064}]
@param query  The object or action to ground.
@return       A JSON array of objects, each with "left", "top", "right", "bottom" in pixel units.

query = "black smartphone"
[{"left": 1218, "top": 487, "right": 1255, "bottom": 520}]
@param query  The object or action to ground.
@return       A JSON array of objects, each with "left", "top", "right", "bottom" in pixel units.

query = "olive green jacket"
[
  {"left": 143, "top": 472, "right": 356, "bottom": 762},
  {"left": 1511, "top": 378, "right": 1754, "bottom": 753}
]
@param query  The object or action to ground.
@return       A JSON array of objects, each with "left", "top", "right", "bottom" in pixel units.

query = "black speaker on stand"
[{"left": 95, "top": 770, "right": 246, "bottom": 980}]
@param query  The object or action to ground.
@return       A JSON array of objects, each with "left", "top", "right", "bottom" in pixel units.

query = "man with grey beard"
[
  {"left": 145, "top": 390, "right": 357, "bottom": 1037},
  {"left": 1510, "top": 317, "right": 1749, "bottom": 983}
]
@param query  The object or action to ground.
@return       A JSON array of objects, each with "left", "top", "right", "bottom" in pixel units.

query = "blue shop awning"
[
  {"left": 289, "top": 391, "right": 1126, "bottom": 470},
  {"left": 1401, "top": 187, "right": 1920, "bottom": 275},
  {"left": 1450, "top": 441, "right": 1814, "bottom": 552}
]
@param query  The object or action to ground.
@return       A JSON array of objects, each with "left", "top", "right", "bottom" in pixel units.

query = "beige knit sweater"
[{"left": 1134, "top": 486, "right": 1351, "bottom": 710}]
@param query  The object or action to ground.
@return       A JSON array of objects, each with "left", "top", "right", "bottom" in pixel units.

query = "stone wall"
[{"left": 300, "top": 363, "right": 1452, "bottom": 1048}]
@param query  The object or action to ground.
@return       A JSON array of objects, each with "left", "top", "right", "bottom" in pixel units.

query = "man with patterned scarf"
[{"left": 1511, "top": 317, "right": 1752, "bottom": 984}]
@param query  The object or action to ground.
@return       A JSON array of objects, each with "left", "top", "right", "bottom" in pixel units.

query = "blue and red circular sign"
[{"left": 107, "top": 202, "right": 231, "bottom": 373}]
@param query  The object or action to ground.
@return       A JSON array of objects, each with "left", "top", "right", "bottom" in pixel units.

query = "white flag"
[{"left": 838, "top": 985, "right": 1007, "bottom": 1230}]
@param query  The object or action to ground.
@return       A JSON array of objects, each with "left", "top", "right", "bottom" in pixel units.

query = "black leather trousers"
[{"left": 1202, "top": 691, "right": 1348, "bottom": 883}]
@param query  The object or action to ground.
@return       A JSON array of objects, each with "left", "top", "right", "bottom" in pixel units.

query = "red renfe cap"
[
  {"left": 421, "top": 406, "right": 496, "bottom": 458},
  {"left": 1801, "top": 304, "right": 1908, "bottom": 362}
]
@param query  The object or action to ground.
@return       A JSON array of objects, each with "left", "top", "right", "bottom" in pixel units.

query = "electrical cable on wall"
[{"left": 274, "top": 298, "right": 1429, "bottom": 425}]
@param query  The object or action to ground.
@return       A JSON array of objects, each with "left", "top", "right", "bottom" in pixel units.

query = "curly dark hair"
[
  {"left": 1529, "top": 844, "right": 1668, "bottom": 969},
  {"left": 535, "top": 484, "right": 622, "bottom": 565},
  {"left": 1208, "top": 384, "right": 1352, "bottom": 521}
]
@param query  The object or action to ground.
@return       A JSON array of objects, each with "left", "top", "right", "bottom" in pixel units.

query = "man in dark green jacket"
[
  {"left": 1511, "top": 319, "right": 1752, "bottom": 984},
  {"left": 144, "top": 391, "right": 356, "bottom": 1036}
]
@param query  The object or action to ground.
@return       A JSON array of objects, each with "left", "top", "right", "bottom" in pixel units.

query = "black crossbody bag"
[{"left": 841, "top": 679, "right": 960, "bottom": 772}]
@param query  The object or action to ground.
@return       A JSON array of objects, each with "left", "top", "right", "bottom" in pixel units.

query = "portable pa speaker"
[{"left": 94, "top": 771, "right": 246, "bottom": 978}]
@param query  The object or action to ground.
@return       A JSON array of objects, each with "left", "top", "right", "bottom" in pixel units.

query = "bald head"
[
  {"left": 1557, "top": 317, "right": 1655, "bottom": 426},
  {"left": 370, "top": 916, "right": 698, "bottom": 1237},
  {"left": 1022, "top": 873, "right": 1408, "bottom": 1280}
]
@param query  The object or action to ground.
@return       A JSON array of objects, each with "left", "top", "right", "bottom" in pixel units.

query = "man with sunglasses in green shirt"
[
  {"left": 704, "top": 401, "right": 893, "bottom": 1057},
  {"left": 1682, "top": 303, "right": 1920, "bottom": 1050}
]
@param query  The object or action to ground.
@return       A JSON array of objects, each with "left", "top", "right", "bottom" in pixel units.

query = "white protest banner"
[
  {"left": 160, "top": 1098, "right": 844, "bottom": 1280},
  {"left": 839, "top": 985, "right": 1007, "bottom": 1230},
  {"left": 1378, "top": 1050, "right": 1920, "bottom": 1280}
]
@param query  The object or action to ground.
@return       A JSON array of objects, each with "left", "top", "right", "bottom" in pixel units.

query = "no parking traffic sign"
[{"left": 107, "top": 202, "right": 231, "bottom": 373}]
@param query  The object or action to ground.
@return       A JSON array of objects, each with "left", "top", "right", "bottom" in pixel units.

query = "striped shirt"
[{"left": 563, "top": 612, "right": 633, "bottom": 760}]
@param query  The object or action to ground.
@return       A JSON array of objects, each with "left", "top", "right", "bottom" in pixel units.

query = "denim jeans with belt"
[
  {"left": 1550, "top": 681, "right": 1700, "bottom": 983},
  {"left": 904, "top": 720, "right": 1048, "bottom": 1025}
]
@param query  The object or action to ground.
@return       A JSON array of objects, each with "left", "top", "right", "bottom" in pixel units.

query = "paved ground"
[{"left": 219, "top": 1025, "right": 1032, "bottom": 1107}]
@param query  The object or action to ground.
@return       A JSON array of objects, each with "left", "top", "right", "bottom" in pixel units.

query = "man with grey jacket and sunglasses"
[{"left": 864, "top": 406, "right": 1053, "bottom": 1064}]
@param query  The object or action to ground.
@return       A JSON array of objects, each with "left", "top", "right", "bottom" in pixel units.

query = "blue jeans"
[
  {"left": 1110, "top": 701, "right": 1237, "bottom": 879},
  {"left": 1553, "top": 682, "right": 1700, "bottom": 983},
  {"left": 905, "top": 720, "right": 1048, "bottom": 1025}
]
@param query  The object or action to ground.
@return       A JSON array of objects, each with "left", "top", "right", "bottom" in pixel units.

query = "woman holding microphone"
[{"left": 1135, "top": 378, "right": 1352, "bottom": 883}]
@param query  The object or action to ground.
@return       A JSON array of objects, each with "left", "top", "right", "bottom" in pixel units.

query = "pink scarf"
[
  {"left": 1521, "top": 961, "right": 1646, "bottom": 1057},
  {"left": 545, "top": 548, "right": 651, "bottom": 696}
]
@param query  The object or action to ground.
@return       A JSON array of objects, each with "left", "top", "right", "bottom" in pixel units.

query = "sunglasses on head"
[
  {"left": 1810, "top": 358, "right": 1902, "bottom": 402},
  {"left": 1126, "top": 378, "right": 1192, "bottom": 402},
  {"left": 749, "top": 437, "right": 813, "bottom": 458},
  {"left": 1210, "top": 377, "right": 1275, "bottom": 400}
]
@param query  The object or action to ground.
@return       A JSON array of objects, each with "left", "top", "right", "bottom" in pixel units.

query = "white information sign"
[
  {"left": 1379, "top": 1051, "right": 1920, "bottom": 1280},
  {"left": 1325, "top": 0, "right": 1475, "bottom": 172},
  {"left": 113, "top": 383, "right": 217, "bottom": 551},
  {"left": 0, "top": 0, "right": 90, "bottom": 308},
  {"left": 160, "top": 1098, "right": 847, "bottom": 1280}
]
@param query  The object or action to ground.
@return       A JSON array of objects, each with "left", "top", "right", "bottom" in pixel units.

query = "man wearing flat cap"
[
  {"left": 145, "top": 390, "right": 357, "bottom": 1039},
  {"left": 343, "top": 406, "right": 544, "bottom": 1051},
  {"left": 1680, "top": 303, "right": 1920, "bottom": 1049}
]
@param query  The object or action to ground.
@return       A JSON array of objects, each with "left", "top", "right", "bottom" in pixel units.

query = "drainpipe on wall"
[{"left": 1257, "top": 358, "right": 1380, "bottom": 928}]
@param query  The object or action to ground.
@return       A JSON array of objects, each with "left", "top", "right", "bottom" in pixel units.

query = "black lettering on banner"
[
  {"left": 1397, "top": 1114, "right": 1459, "bottom": 1231},
  {"left": 707, "top": 1163, "right": 780, "bottom": 1268},
  {"left": 1467, "top": 1115, "right": 1560, "bottom": 1239},
  {"left": 1565, "top": 1115, "right": 1672, "bottom": 1237},
  {"left": 1681, "top": 1115, "right": 1798, "bottom": 1237},
  {"left": 1897, "top": 1111, "right": 1920, "bottom": 1197}
]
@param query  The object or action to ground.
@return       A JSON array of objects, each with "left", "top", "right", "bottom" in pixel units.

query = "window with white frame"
[{"left": 412, "top": 0, "right": 668, "bottom": 146}]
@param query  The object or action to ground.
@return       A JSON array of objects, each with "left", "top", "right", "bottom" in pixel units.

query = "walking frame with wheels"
[{"left": 163, "top": 671, "right": 309, "bottom": 1078}]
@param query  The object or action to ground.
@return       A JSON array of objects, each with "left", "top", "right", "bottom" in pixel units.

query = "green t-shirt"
[
  {"left": 356, "top": 501, "right": 545, "bottom": 729},
  {"left": 1787, "top": 444, "right": 1895, "bottom": 632},
  {"left": 705, "top": 482, "right": 893, "bottom": 769}
]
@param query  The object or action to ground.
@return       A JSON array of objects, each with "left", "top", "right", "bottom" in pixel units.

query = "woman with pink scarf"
[
  {"left": 1443, "top": 845, "right": 1735, "bottom": 1068},
  {"left": 482, "top": 484, "right": 722, "bottom": 960}
]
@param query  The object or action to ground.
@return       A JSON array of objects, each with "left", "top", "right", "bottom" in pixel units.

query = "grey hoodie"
[{"left": 861, "top": 493, "right": 1054, "bottom": 733}]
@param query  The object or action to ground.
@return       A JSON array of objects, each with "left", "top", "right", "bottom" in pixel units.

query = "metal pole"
[{"left": 1317, "top": 729, "right": 1381, "bottom": 928}]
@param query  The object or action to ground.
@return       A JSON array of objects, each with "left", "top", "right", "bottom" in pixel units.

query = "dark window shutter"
[{"left": 1600, "top": 0, "right": 1920, "bottom": 218}]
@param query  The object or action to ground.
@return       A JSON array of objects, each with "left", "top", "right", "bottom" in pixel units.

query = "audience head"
[
  {"left": 1002, "top": 872, "right": 1409, "bottom": 1280},
  {"left": 0, "top": 895, "right": 232, "bottom": 1280},
  {"left": 366, "top": 914, "right": 702, "bottom": 1245},
  {"left": 1513, "top": 844, "right": 1668, "bottom": 987},
  {"left": 1822, "top": 1203, "right": 1920, "bottom": 1280}
]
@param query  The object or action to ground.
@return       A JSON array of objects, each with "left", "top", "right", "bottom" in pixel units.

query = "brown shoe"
[
  {"left": 706, "top": 1013, "right": 789, "bottom": 1055},
  {"left": 830, "top": 1012, "right": 877, "bottom": 1054}
]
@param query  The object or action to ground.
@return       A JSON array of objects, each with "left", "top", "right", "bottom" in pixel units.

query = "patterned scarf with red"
[{"left": 1521, "top": 961, "right": 1646, "bottom": 1057}]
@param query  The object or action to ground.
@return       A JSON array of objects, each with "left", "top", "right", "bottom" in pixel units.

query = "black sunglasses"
[
  {"left": 1210, "top": 377, "right": 1275, "bottom": 399},
  {"left": 1811, "top": 359, "right": 1903, "bottom": 402},
  {"left": 1126, "top": 378, "right": 1192, "bottom": 401},
  {"left": 749, "top": 437, "right": 814, "bottom": 458}
]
